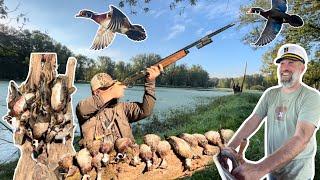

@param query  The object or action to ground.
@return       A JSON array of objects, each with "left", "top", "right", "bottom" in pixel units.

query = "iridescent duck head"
[
  {"left": 246, "top": 7, "right": 264, "bottom": 15},
  {"left": 75, "top": 10, "right": 95, "bottom": 19}
]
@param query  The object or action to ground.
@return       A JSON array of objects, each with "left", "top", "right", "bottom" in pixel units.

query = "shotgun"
[{"left": 121, "top": 22, "right": 235, "bottom": 86}]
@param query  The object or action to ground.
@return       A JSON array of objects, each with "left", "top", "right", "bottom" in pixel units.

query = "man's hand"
[
  {"left": 97, "top": 82, "right": 127, "bottom": 102},
  {"left": 231, "top": 162, "right": 265, "bottom": 180},
  {"left": 218, "top": 146, "right": 236, "bottom": 170},
  {"left": 146, "top": 64, "right": 163, "bottom": 81}
]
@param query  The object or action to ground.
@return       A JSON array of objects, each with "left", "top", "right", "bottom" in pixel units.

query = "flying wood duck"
[
  {"left": 76, "top": 5, "right": 146, "bottom": 50},
  {"left": 247, "top": 0, "right": 303, "bottom": 46}
]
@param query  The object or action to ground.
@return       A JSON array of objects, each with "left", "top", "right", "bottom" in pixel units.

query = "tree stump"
[{"left": 4, "top": 53, "right": 77, "bottom": 180}]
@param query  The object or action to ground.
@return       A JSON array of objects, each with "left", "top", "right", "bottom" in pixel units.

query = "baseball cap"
[
  {"left": 274, "top": 44, "right": 308, "bottom": 64},
  {"left": 90, "top": 73, "right": 117, "bottom": 91}
]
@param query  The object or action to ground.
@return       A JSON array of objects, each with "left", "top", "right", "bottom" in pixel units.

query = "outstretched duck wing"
[
  {"left": 253, "top": 19, "right": 282, "bottom": 46},
  {"left": 91, "top": 27, "right": 115, "bottom": 50},
  {"left": 272, "top": 0, "right": 287, "bottom": 13},
  {"left": 107, "top": 5, "right": 129, "bottom": 31}
]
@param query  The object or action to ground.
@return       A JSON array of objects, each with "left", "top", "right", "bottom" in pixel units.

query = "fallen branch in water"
[
  {"left": 0, "top": 121, "right": 13, "bottom": 133},
  {"left": 0, "top": 138, "right": 13, "bottom": 144}
]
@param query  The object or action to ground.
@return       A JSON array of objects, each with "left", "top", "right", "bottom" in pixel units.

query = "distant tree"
[
  {"left": 115, "top": 60, "right": 132, "bottom": 81},
  {"left": 189, "top": 65, "right": 209, "bottom": 87},
  {"left": 304, "top": 60, "right": 320, "bottom": 90},
  {"left": 130, "top": 53, "right": 161, "bottom": 84},
  {"left": 0, "top": 25, "right": 74, "bottom": 80},
  {"left": 208, "top": 77, "right": 219, "bottom": 88},
  {"left": 75, "top": 54, "right": 88, "bottom": 81},
  {"left": 97, "top": 56, "right": 115, "bottom": 78}
]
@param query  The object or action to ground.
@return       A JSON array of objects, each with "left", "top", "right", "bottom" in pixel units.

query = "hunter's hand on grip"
[{"left": 146, "top": 64, "right": 163, "bottom": 81}]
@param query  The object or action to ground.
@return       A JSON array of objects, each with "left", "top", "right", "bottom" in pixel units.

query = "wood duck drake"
[
  {"left": 76, "top": 5, "right": 146, "bottom": 50},
  {"left": 247, "top": 0, "right": 303, "bottom": 46}
]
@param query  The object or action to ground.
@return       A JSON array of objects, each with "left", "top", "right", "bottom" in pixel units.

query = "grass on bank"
[
  {"left": 1, "top": 93, "right": 319, "bottom": 179},
  {"left": 0, "top": 160, "right": 18, "bottom": 180},
  {"left": 133, "top": 92, "right": 320, "bottom": 179}
]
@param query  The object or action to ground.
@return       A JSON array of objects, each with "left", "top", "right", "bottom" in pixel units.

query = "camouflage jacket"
[{"left": 76, "top": 80, "right": 156, "bottom": 145}]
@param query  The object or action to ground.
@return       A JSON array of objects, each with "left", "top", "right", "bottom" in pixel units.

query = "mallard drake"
[
  {"left": 76, "top": 5, "right": 146, "bottom": 50},
  {"left": 247, "top": 0, "right": 303, "bottom": 46}
]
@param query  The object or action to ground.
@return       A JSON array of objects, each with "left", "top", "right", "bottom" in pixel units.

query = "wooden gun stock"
[{"left": 122, "top": 50, "right": 188, "bottom": 86}]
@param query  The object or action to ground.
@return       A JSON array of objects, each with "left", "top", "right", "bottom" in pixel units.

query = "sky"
[{"left": 2, "top": 0, "right": 277, "bottom": 78}]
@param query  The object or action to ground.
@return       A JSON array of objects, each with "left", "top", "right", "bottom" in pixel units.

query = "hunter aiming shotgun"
[{"left": 121, "top": 22, "right": 235, "bottom": 86}]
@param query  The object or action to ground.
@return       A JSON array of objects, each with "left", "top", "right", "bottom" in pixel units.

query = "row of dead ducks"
[
  {"left": 58, "top": 129, "right": 234, "bottom": 180},
  {"left": 5, "top": 76, "right": 75, "bottom": 158}
]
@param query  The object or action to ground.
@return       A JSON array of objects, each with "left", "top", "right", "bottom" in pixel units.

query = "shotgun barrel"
[{"left": 122, "top": 23, "right": 235, "bottom": 86}]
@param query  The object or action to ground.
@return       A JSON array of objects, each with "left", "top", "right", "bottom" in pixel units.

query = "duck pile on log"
[
  {"left": 57, "top": 129, "right": 234, "bottom": 179},
  {"left": 3, "top": 54, "right": 77, "bottom": 180}
]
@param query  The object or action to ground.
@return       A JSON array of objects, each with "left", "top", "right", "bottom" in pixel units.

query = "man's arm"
[
  {"left": 232, "top": 121, "right": 316, "bottom": 179},
  {"left": 125, "top": 65, "right": 162, "bottom": 122},
  {"left": 124, "top": 79, "right": 156, "bottom": 122},
  {"left": 256, "top": 121, "right": 316, "bottom": 175},
  {"left": 228, "top": 114, "right": 264, "bottom": 149}
]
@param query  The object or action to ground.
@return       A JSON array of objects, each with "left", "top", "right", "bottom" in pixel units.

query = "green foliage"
[
  {"left": 217, "top": 74, "right": 266, "bottom": 90},
  {"left": 238, "top": 0, "right": 320, "bottom": 89},
  {"left": 0, "top": 160, "right": 18, "bottom": 180},
  {"left": 0, "top": 25, "right": 73, "bottom": 79},
  {"left": 250, "top": 85, "right": 265, "bottom": 91},
  {"left": 304, "top": 60, "right": 320, "bottom": 89}
]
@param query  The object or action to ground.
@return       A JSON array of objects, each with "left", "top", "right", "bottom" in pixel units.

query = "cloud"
[
  {"left": 150, "top": 9, "right": 167, "bottom": 18},
  {"left": 165, "top": 24, "right": 186, "bottom": 40},
  {"left": 196, "top": 27, "right": 204, "bottom": 36},
  {"left": 189, "top": 1, "right": 241, "bottom": 20}
]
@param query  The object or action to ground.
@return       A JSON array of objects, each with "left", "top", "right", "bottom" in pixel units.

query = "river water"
[{"left": 0, "top": 81, "right": 231, "bottom": 163}]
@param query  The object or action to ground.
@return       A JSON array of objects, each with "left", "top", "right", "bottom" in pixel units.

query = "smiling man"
[{"left": 227, "top": 44, "right": 320, "bottom": 180}]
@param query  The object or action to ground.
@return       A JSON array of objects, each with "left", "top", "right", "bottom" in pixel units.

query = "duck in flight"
[
  {"left": 247, "top": 0, "right": 303, "bottom": 47},
  {"left": 76, "top": 5, "right": 147, "bottom": 50}
]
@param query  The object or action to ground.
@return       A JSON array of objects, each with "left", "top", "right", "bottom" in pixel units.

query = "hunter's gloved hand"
[{"left": 146, "top": 64, "right": 163, "bottom": 81}]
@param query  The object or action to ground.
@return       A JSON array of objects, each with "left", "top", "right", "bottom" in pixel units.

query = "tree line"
[{"left": 0, "top": 24, "right": 210, "bottom": 87}]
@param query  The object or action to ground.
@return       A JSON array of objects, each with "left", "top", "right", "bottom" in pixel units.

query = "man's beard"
[{"left": 280, "top": 70, "right": 300, "bottom": 88}]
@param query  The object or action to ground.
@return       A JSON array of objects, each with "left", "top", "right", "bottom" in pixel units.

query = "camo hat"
[{"left": 90, "top": 73, "right": 116, "bottom": 91}]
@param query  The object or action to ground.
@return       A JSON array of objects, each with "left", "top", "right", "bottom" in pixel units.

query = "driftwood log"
[{"left": 4, "top": 53, "right": 77, "bottom": 180}]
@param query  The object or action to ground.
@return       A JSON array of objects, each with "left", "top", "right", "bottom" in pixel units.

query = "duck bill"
[{"left": 75, "top": 14, "right": 81, "bottom": 17}]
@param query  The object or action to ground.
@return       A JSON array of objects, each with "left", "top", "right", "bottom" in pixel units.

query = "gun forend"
[{"left": 154, "top": 50, "right": 188, "bottom": 68}]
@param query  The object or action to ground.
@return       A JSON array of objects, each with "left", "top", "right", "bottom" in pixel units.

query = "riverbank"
[
  {"left": 132, "top": 92, "right": 320, "bottom": 179},
  {"left": 1, "top": 93, "right": 319, "bottom": 179}
]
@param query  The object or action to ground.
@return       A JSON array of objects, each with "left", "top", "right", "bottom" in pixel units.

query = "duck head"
[
  {"left": 247, "top": 7, "right": 264, "bottom": 14},
  {"left": 75, "top": 10, "right": 95, "bottom": 18},
  {"left": 8, "top": 81, "right": 21, "bottom": 109}
]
